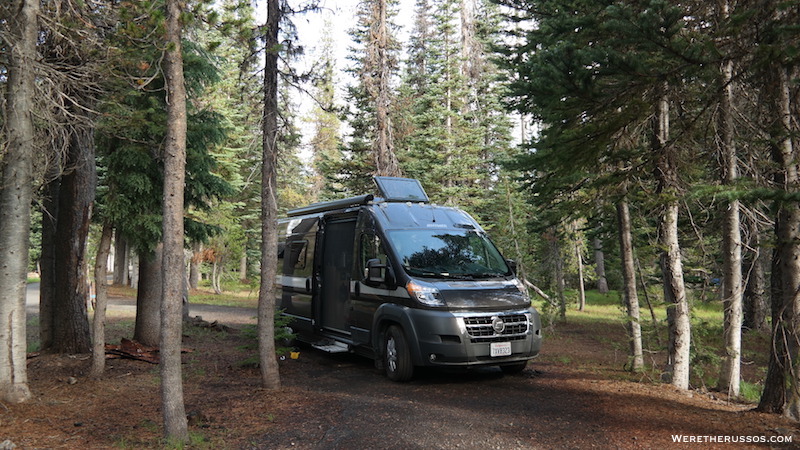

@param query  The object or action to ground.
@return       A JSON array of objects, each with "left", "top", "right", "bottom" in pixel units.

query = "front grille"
[{"left": 463, "top": 313, "right": 529, "bottom": 343}]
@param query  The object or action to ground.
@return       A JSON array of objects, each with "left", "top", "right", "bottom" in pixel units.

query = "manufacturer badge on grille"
[{"left": 491, "top": 316, "right": 505, "bottom": 334}]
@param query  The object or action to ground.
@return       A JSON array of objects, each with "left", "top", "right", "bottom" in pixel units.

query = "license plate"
[{"left": 490, "top": 342, "right": 512, "bottom": 357}]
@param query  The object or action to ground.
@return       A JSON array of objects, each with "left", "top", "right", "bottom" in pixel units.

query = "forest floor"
[{"left": 3, "top": 290, "right": 800, "bottom": 449}]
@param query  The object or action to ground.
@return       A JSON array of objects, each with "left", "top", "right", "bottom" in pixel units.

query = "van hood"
[{"left": 431, "top": 280, "right": 530, "bottom": 310}]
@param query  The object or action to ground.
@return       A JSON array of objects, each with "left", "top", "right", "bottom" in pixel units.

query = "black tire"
[
  {"left": 500, "top": 361, "right": 527, "bottom": 375},
  {"left": 384, "top": 325, "right": 414, "bottom": 382}
]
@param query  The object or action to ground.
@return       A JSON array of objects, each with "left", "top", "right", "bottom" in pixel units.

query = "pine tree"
[
  {"left": 338, "top": 0, "right": 402, "bottom": 195},
  {"left": 308, "top": 17, "right": 344, "bottom": 201}
]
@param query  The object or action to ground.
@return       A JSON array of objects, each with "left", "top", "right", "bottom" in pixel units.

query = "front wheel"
[{"left": 384, "top": 325, "right": 414, "bottom": 382}]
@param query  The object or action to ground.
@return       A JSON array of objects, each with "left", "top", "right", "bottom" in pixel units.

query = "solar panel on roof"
[{"left": 374, "top": 177, "right": 430, "bottom": 203}]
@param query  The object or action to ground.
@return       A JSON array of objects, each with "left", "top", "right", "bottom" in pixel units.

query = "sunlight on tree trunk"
[
  {"left": 91, "top": 223, "right": 113, "bottom": 377},
  {"left": 717, "top": 30, "right": 743, "bottom": 396},
  {"left": 617, "top": 198, "right": 643, "bottom": 371},
  {"left": 653, "top": 90, "right": 691, "bottom": 390}
]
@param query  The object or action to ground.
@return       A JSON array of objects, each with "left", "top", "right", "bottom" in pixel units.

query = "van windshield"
[{"left": 386, "top": 229, "right": 511, "bottom": 279}]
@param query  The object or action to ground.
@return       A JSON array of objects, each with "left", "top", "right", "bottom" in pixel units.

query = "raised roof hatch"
[{"left": 374, "top": 176, "right": 429, "bottom": 203}]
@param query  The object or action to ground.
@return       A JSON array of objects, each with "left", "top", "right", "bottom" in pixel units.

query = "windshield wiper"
[{"left": 407, "top": 268, "right": 474, "bottom": 280}]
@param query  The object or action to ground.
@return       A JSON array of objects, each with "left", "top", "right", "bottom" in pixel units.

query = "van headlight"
[{"left": 406, "top": 280, "right": 445, "bottom": 306}]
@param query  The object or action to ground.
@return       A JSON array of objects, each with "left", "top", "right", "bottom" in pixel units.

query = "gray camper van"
[{"left": 278, "top": 177, "right": 541, "bottom": 381}]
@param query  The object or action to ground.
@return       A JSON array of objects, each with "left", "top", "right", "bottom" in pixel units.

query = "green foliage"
[
  {"left": 239, "top": 312, "right": 297, "bottom": 365},
  {"left": 96, "top": 1, "right": 234, "bottom": 254}
]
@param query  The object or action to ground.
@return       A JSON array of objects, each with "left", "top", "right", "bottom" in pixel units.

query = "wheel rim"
[{"left": 386, "top": 335, "right": 398, "bottom": 373}]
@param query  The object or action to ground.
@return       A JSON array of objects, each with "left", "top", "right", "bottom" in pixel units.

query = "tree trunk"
[
  {"left": 617, "top": 199, "right": 644, "bottom": 371},
  {"left": 653, "top": 90, "right": 691, "bottom": 390},
  {"left": 50, "top": 127, "right": 95, "bottom": 354},
  {"left": 717, "top": 45, "right": 743, "bottom": 397},
  {"left": 39, "top": 174, "right": 60, "bottom": 351},
  {"left": 550, "top": 232, "right": 566, "bottom": 322},
  {"left": 759, "top": 64, "right": 800, "bottom": 420},
  {"left": 369, "top": 0, "right": 401, "bottom": 176},
  {"left": 113, "top": 232, "right": 129, "bottom": 286},
  {"left": 0, "top": 0, "right": 37, "bottom": 404},
  {"left": 743, "top": 224, "right": 768, "bottom": 333},
  {"left": 575, "top": 242, "right": 586, "bottom": 312},
  {"left": 259, "top": 0, "right": 282, "bottom": 390},
  {"left": 160, "top": 0, "right": 189, "bottom": 441},
  {"left": 240, "top": 254, "right": 248, "bottom": 282},
  {"left": 759, "top": 242, "right": 789, "bottom": 413},
  {"left": 91, "top": 223, "right": 113, "bottom": 377},
  {"left": 212, "top": 261, "right": 222, "bottom": 295},
  {"left": 593, "top": 237, "right": 609, "bottom": 294},
  {"left": 189, "top": 242, "right": 201, "bottom": 289},
  {"left": 134, "top": 248, "right": 162, "bottom": 347}
]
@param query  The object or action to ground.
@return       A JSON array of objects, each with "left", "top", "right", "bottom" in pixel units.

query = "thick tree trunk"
[
  {"left": 258, "top": 0, "right": 282, "bottom": 390},
  {"left": 369, "top": 0, "right": 401, "bottom": 176},
  {"left": 717, "top": 50, "right": 743, "bottom": 397},
  {"left": 617, "top": 199, "right": 644, "bottom": 371},
  {"left": 134, "top": 248, "right": 162, "bottom": 347},
  {"left": 760, "top": 65, "right": 800, "bottom": 420},
  {"left": 653, "top": 90, "right": 691, "bottom": 390},
  {"left": 160, "top": 0, "right": 189, "bottom": 440},
  {"left": 593, "top": 237, "right": 609, "bottom": 294},
  {"left": 39, "top": 174, "right": 60, "bottom": 351},
  {"left": 91, "top": 223, "right": 113, "bottom": 377},
  {"left": 0, "top": 0, "right": 37, "bottom": 404},
  {"left": 50, "top": 128, "right": 95, "bottom": 354}
]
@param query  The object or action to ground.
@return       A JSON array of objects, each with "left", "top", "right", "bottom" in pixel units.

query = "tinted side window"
[{"left": 285, "top": 240, "right": 311, "bottom": 277}]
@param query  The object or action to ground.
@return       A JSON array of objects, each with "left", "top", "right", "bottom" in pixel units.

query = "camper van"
[{"left": 277, "top": 177, "right": 542, "bottom": 381}]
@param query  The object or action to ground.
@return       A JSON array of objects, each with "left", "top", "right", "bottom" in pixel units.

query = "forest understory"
[{"left": 2, "top": 292, "right": 798, "bottom": 449}]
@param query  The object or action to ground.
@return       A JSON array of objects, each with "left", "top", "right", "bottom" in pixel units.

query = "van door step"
[{"left": 312, "top": 340, "right": 350, "bottom": 353}]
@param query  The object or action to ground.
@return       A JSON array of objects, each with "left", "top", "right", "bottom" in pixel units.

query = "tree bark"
[
  {"left": 593, "top": 237, "right": 609, "bottom": 294},
  {"left": 259, "top": 0, "right": 282, "bottom": 390},
  {"left": 134, "top": 248, "right": 162, "bottom": 347},
  {"left": 550, "top": 231, "right": 566, "bottom": 322},
  {"left": 653, "top": 90, "right": 691, "bottom": 390},
  {"left": 575, "top": 241, "right": 586, "bottom": 312},
  {"left": 91, "top": 223, "right": 113, "bottom": 377},
  {"left": 717, "top": 41, "right": 743, "bottom": 396},
  {"left": 189, "top": 242, "right": 201, "bottom": 289},
  {"left": 0, "top": 0, "right": 37, "bottom": 404},
  {"left": 39, "top": 174, "right": 60, "bottom": 351},
  {"left": 240, "top": 254, "right": 248, "bottom": 282},
  {"left": 617, "top": 199, "right": 644, "bottom": 371},
  {"left": 160, "top": 0, "right": 189, "bottom": 441},
  {"left": 113, "top": 232, "right": 129, "bottom": 286},
  {"left": 743, "top": 223, "right": 768, "bottom": 333},
  {"left": 368, "top": 0, "right": 401, "bottom": 176},
  {"left": 759, "top": 64, "right": 800, "bottom": 420},
  {"left": 50, "top": 128, "right": 95, "bottom": 354}
]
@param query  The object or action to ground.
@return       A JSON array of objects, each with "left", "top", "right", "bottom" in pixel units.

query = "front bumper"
[{"left": 407, "top": 307, "right": 542, "bottom": 367}]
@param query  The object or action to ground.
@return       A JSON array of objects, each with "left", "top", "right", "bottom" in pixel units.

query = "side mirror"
[
  {"left": 506, "top": 259, "right": 518, "bottom": 275},
  {"left": 366, "top": 258, "right": 387, "bottom": 284}
]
